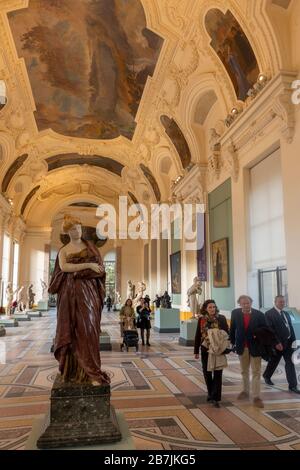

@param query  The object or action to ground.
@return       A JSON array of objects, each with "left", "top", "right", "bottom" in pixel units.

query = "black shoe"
[
  {"left": 142, "top": 341, "right": 145, "bottom": 346},
  {"left": 263, "top": 376, "right": 274, "bottom": 386},
  {"left": 146, "top": 342, "right": 151, "bottom": 346},
  {"left": 213, "top": 401, "right": 220, "bottom": 408},
  {"left": 289, "top": 387, "right": 300, "bottom": 394},
  {"left": 207, "top": 396, "right": 213, "bottom": 402}
]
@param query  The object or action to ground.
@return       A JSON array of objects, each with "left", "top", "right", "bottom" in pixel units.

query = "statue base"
[
  {"left": 27, "top": 310, "right": 42, "bottom": 318},
  {"left": 179, "top": 318, "right": 198, "bottom": 346},
  {"left": 37, "top": 300, "right": 49, "bottom": 311},
  {"left": 0, "top": 326, "right": 6, "bottom": 337},
  {"left": 154, "top": 308, "right": 180, "bottom": 333},
  {"left": 99, "top": 331, "right": 112, "bottom": 351},
  {"left": 0, "top": 317, "right": 18, "bottom": 327},
  {"left": 37, "top": 374, "right": 121, "bottom": 448},
  {"left": 13, "top": 313, "right": 31, "bottom": 321}
]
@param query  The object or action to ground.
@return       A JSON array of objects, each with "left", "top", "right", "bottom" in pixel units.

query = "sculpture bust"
[{"left": 187, "top": 277, "right": 202, "bottom": 318}]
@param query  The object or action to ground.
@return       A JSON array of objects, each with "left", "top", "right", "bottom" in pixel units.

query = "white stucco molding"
[
  {"left": 220, "top": 71, "right": 297, "bottom": 153},
  {"left": 171, "top": 163, "right": 207, "bottom": 206}
]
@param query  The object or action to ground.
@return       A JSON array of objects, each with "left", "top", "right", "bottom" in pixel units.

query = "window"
[
  {"left": 1, "top": 234, "right": 11, "bottom": 306},
  {"left": 258, "top": 267, "right": 288, "bottom": 309},
  {"left": 104, "top": 251, "right": 116, "bottom": 298},
  {"left": 12, "top": 242, "right": 19, "bottom": 291},
  {"left": 248, "top": 149, "right": 287, "bottom": 304}
]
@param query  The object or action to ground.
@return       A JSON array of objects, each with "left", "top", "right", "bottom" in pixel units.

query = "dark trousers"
[
  {"left": 263, "top": 346, "right": 297, "bottom": 389},
  {"left": 140, "top": 328, "right": 150, "bottom": 345},
  {"left": 201, "top": 346, "right": 223, "bottom": 402}
]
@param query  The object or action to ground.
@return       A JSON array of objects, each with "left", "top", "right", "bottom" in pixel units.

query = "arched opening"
[{"left": 103, "top": 250, "right": 116, "bottom": 299}]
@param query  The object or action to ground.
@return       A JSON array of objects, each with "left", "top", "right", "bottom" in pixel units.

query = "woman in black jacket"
[
  {"left": 136, "top": 298, "right": 152, "bottom": 346},
  {"left": 194, "top": 299, "right": 229, "bottom": 407}
]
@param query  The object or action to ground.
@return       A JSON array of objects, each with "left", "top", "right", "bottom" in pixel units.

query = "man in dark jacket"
[
  {"left": 263, "top": 295, "right": 300, "bottom": 394},
  {"left": 230, "top": 295, "right": 266, "bottom": 408}
]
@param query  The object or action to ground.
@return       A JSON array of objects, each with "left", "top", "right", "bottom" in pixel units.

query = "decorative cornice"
[{"left": 220, "top": 71, "right": 297, "bottom": 152}]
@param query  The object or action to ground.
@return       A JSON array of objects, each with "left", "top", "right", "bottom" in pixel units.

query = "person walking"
[
  {"left": 230, "top": 295, "right": 266, "bottom": 408},
  {"left": 136, "top": 298, "right": 151, "bottom": 346},
  {"left": 194, "top": 299, "right": 230, "bottom": 408},
  {"left": 263, "top": 295, "right": 300, "bottom": 394}
]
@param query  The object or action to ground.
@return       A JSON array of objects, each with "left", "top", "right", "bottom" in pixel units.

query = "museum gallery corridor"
[{"left": 0, "top": 309, "right": 300, "bottom": 451}]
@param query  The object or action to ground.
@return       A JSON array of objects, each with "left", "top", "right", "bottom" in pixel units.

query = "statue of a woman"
[
  {"left": 27, "top": 284, "right": 35, "bottom": 310},
  {"left": 5, "top": 282, "right": 17, "bottom": 317},
  {"left": 48, "top": 215, "right": 110, "bottom": 385},
  {"left": 187, "top": 277, "right": 202, "bottom": 318}
]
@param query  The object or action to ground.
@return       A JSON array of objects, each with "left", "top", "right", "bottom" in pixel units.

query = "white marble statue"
[
  {"left": 115, "top": 291, "right": 121, "bottom": 305},
  {"left": 40, "top": 279, "right": 48, "bottom": 300},
  {"left": 16, "top": 286, "right": 25, "bottom": 313},
  {"left": 5, "top": 282, "right": 17, "bottom": 317},
  {"left": 187, "top": 277, "right": 202, "bottom": 318},
  {"left": 126, "top": 280, "right": 135, "bottom": 300},
  {"left": 133, "top": 281, "right": 146, "bottom": 308},
  {"left": 209, "top": 128, "right": 221, "bottom": 153},
  {"left": 26, "top": 284, "right": 35, "bottom": 310}
]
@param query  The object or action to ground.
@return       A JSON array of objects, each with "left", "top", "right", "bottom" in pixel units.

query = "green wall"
[{"left": 209, "top": 179, "right": 235, "bottom": 311}]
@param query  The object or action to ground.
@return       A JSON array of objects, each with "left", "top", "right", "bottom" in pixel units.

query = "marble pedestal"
[
  {"left": 27, "top": 410, "right": 134, "bottom": 450},
  {"left": 179, "top": 318, "right": 198, "bottom": 346},
  {"left": 99, "top": 331, "right": 112, "bottom": 351},
  {"left": 154, "top": 308, "right": 180, "bottom": 333},
  {"left": 27, "top": 310, "right": 42, "bottom": 318},
  {"left": 0, "top": 317, "right": 18, "bottom": 327},
  {"left": 0, "top": 325, "right": 6, "bottom": 337},
  {"left": 13, "top": 313, "right": 31, "bottom": 321},
  {"left": 36, "top": 375, "right": 121, "bottom": 448},
  {"left": 37, "top": 300, "right": 49, "bottom": 311}
]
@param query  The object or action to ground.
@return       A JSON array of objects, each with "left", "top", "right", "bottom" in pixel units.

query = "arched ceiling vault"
[{"left": 0, "top": 0, "right": 290, "bottom": 224}]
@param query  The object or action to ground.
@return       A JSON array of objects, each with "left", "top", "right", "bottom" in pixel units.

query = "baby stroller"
[{"left": 120, "top": 317, "right": 139, "bottom": 352}]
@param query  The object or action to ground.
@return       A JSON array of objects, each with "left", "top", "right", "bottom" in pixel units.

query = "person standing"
[
  {"left": 230, "top": 295, "right": 266, "bottom": 408},
  {"left": 119, "top": 299, "right": 136, "bottom": 349},
  {"left": 263, "top": 295, "right": 300, "bottom": 394},
  {"left": 106, "top": 295, "right": 112, "bottom": 312},
  {"left": 136, "top": 298, "right": 151, "bottom": 346},
  {"left": 194, "top": 300, "right": 230, "bottom": 408}
]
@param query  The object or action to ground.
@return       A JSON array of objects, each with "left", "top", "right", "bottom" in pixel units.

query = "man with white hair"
[
  {"left": 263, "top": 295, "right": 300, "bottom": 394},
  {"left": 230, "top": 295, "right": 266, "bottom": 408}
]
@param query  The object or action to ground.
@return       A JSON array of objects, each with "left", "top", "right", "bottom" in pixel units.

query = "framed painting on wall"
[
  {"left": 212, "top": 238, "right": 229, "bottom": 287},
  {"left": 170, "top": 251, "right": 181, "bottom": 294}
]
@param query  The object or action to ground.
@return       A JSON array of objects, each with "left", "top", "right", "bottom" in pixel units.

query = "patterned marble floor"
[{"left": 0, "top": 309, "right": 300, "bottom": 450}]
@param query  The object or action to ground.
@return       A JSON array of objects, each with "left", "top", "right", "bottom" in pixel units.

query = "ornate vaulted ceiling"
[{"left": 0, "top": 0, "right": 293, "bottom": 226}]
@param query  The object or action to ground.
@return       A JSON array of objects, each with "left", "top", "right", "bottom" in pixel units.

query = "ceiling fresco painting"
[
  {"left": 2, "top": 153, "right": 29, "bottom": 193},
  {"left": 8, "top": 0, "right": 163, "bottom": 140},
  {"left": 139, "top": 163, "right": 161, "bottom": 202},
  {"left": 20, "top": 185, "right": 40, "bottom": 215},
  {"left": 205, "top": 9, "right": 259, "bottom": 101},
  {"left": 160, "top": 115, "right": 191, "bottom": 169},
  {"left": 46, "top": 153, "right": 124, "bottom": 175}
]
